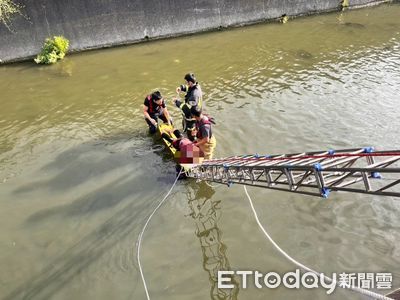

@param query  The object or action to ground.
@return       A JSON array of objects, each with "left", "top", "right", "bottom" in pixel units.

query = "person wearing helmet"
[
  {"left": 143, "top": 91, "right": 172, "bottom": 134},
  {"left": 173, "top": 73, "right": 203, "bottom": 138},
  {"left": 190, "top": 106, "right": 216, "bottom": 160}
]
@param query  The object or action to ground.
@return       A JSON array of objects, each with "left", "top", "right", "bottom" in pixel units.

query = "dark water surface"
[{"left": 1, "top": 3, "right": 400, "bottom": 300}]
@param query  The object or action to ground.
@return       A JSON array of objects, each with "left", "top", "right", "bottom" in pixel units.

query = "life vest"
[
  {"left": 146, "top": 95, "right": 164, "bottom": 115},
  {"left": 196, "top": 116, "right": 213, "bottom": 139}
]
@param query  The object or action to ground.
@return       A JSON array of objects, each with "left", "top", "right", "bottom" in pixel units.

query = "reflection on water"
[{"left": 186, "top": 181, "right": 239, "bottom": 299}]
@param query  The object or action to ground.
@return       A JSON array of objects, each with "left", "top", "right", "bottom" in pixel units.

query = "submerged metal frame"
[{"left": 188, "top": 148, "right": 400, "bottom": 198}]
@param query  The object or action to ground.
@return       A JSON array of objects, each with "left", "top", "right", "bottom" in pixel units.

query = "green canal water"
[{"left": 1, "top": 3, "right": 400, "bottom": 300}]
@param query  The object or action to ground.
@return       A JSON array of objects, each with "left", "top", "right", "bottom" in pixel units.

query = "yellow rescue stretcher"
[{"left": 158, "top": 123, "right": 196, "bottom": 172}]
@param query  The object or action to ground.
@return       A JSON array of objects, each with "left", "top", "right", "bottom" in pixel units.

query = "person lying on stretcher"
[{"left": 161, "top": 129, "right": 203, "bottom": 164}]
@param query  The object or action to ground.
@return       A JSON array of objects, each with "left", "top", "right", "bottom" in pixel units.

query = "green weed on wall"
[{"left": 35, "top": 36, "right": 70, "bottom": 64}]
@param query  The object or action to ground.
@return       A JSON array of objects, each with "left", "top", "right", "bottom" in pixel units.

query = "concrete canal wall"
[{"left": 0, "top": 0, "right": 393, "bottom": 63}]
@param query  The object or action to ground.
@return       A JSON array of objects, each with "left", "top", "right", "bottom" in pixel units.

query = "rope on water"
[
  {"left": 136, "top": 168, "right": 183, "bottom": 300},
  {"left": 243, "top": 186, "right": 393, "bottom": 300}
]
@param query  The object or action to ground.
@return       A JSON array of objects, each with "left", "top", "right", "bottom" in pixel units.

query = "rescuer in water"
[
  {"left": 143, "top": 91, "right": 172, "bottom": 134},
  {"left": 173, "top": 73, "right": 203, "bottom": 139},
  {"left": 191, "top": 106, "right": 216, "bottom": 160}
]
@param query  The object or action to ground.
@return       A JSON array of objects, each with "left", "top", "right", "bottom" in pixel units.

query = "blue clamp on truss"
[
  {"left": 328, "top": 149, "right": 335, "bottom": 155},
  {"left": 371, "top": 172, "right": 382, "bottom": 179},
  {"left": 313, "top": 163, "right": 323, "bottom": 171},
  {"left": 223, "top": 163, "right": 229, "bottom": 170},
  {"left": 255, "top": 153, "right": 260, "bottom": 159},
  {"left": 321, "top": 188, "right": 331, "bottom": 198},
  {"left": 227, "top": 181, "right": 233, "bottom": 188},
  {"left": 363, "top": 147, "right": 374, "bottom": 153}
]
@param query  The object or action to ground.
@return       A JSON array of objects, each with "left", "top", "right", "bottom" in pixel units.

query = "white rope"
[
  {"left": 243, "top": 185, "right": 393, "bottom": 300},
  {"left": 136, "top": 169, "right": 183, "bottom": 300}
]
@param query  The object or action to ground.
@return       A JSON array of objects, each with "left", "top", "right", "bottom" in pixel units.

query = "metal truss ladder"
[{"left": 188, "top": 148, "right": 400, "bottom": 198}]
